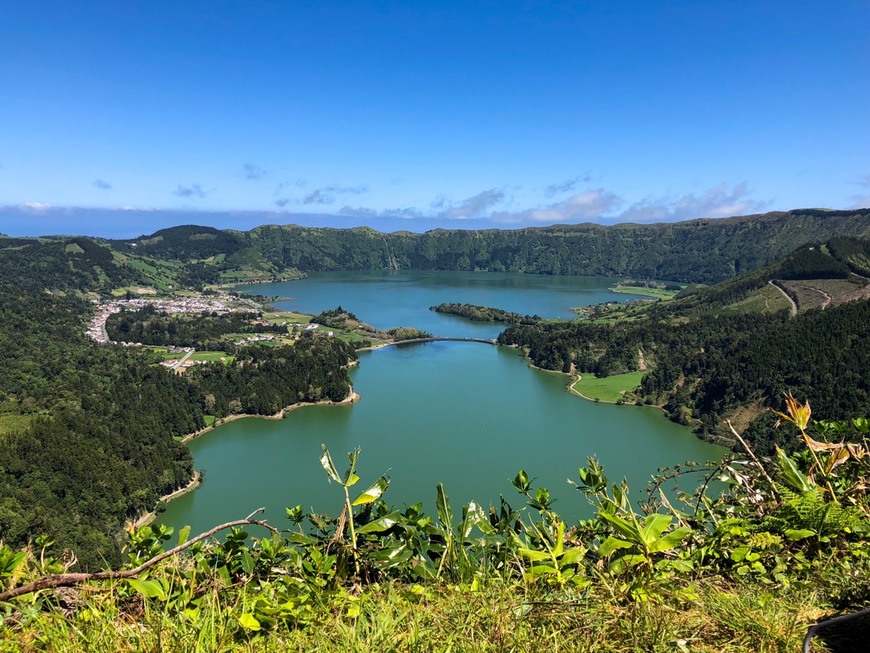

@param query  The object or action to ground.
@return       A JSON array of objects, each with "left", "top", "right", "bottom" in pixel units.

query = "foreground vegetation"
[{"left": 2, "top": 398, "right": 868, "bottom": 651}]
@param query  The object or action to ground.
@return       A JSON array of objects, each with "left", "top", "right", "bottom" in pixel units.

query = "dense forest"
[
  {"left": 2, "top": 210, "right": 868, "bottom": 296},
  {"left": 111, "top": 209, "right": 870, "bottom": 286},
  {"left": 0, "top": 286, "right": 355, "bottom": 568},
  {"left": 0, "top": 237, "right": 143, "bottom": 293}
]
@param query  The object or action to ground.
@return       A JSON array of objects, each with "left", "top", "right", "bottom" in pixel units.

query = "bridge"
[{"left": 383, "top": 336, "right": 498, "bottom": 347}]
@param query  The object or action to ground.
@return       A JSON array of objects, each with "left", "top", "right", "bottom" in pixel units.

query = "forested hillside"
[
  {"left": 499, "top": 282, "right": 870, "bottom": 453},
  {"left": 4, "top": 209, "right": 869, "bottom": 295},
  {"left": 0, "top": 285, "right": 356, "bottom": 568},
  {"left": 0, "top": 237, "right": 145, "bottom": 292},
  {"left": 113, "top": 208, "right": 870, "bottom": 285}
]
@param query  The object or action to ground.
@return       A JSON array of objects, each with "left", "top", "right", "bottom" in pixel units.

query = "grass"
[
  {"left": 141, "top": 346, "right": 185, "bottom": 362},
  {"left": 110, "top": 285, "right": 159, "bottom": 297},
  {"left": 203, "top": 415, "right": 216, "bottom": 426},
  {"left": 610, "top": 285, "right": 681, "bottom": 300},
  {"left": 262, "top": 310, "right": 311, "bottom": 325},
  {"left": 2, "top": 577, "right": 817, "bottom": 652},
  {"left": 189, "top": 351, "right": 235, "bottom": 363},
  {"left": 715, "top": 284, "right": 792, "bottom": 316},
  {"left": 572, "top": 371, "right": 646, "bottom": 402}
]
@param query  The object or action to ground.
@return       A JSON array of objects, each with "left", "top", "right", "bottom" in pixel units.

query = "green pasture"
[
  {"left": 190, "top": 351, "right": 235, "bottom": 363},
  {"left": 572, "top": 370, "right": 646, "bottom": 402},
  {"left": 609, "top": 285, "right": 680, "bottom": 300}
]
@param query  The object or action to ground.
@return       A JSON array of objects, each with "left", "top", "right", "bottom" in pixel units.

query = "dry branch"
[{"left": 0, "top": 509, "right": 276, "bottom": 602}]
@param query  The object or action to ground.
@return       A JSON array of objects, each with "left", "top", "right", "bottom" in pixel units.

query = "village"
[{"left": 85, "top": 293, "right": 334, "bottom": 371}]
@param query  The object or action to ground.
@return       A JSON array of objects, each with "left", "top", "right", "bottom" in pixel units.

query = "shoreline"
[
  {"left": 181, "top": 389, "right": 361, "bottom": 444},
  {"left": 128, "top": 470, "right": 203, "bottom": 530},
  {"left": 127, "top": 388, "right": 361, "bottom": 531}
]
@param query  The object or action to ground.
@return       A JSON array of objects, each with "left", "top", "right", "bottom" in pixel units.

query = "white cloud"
[
  {"left": 440, "top": 189, "right": 505, "bottom": 219},
  {"left": 22, "top": 202, "right": 52, "bottom": 213},
  {"left": 620, "top": 182, "right": 769, "bottom": 223},
  {"left": 489, "top": 189, "right": 622, "bottom": 224},
  {"left": 301, "top": 184, "right": 367, "bottom": 205}
]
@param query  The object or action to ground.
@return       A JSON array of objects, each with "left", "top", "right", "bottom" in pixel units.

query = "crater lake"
[{"left": 159, "top": 272, "right": 724, "bottom": 533}]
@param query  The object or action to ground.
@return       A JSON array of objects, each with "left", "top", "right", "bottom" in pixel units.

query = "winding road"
[{"left": 769, "top": 280, "right": 797, "bottom": 317}]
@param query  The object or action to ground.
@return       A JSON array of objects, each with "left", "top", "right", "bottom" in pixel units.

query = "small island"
[{"left": 430, "top": 302, "right": 541, "bottom": 325}]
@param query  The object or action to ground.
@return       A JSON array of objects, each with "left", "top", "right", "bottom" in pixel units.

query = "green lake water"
[{"left": 159, "top": 272, "right": 724, "bottom": 533}]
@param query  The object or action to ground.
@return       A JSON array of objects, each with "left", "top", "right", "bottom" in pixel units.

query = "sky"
[{"left": 1, "top": 1, "right": 868, "bottom": 238}]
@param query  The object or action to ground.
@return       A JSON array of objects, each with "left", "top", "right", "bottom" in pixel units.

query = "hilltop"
[{"left": 2, "top": 208, "right": 868, "bottom": 296}]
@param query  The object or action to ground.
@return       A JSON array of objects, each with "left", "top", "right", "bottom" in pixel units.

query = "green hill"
[
  {"left": 6, "top": 208, "right": 869, "bottom": 295},
  {"left": 499, "top": 237, "right": 870, "bottom": 452}
]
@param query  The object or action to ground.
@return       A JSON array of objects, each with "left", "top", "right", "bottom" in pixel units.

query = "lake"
[{"left": 159, "top": 272, "right": 724, "bottom": 533}]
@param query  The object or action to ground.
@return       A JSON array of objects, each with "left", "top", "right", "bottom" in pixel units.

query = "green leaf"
[
  {"left": 320, "top": 445, "right": 341, "bottom": 484},
  {"left": 0, "top": 550, "right": 26, "bottom": 576},
  {"left": 560, "top": 547, "right": 587, "bottom": 565},
  {"left": 512, "top": 469, "right": 530, "bottom": 493},
  {"left": 240, "top": 550, "right": 255, "bottom": 575},
  {"left": 177, "top": 525, "right": 191, "bottom": 547},
  {"left": 648, "top": 526, "right": 692, "bottom": 553},
  {"left": 784, "top": 528, "right": 817, "bottom": 541},
  {"left": 598, "top": 536, "right": 633, "bottom": 557},
  {"left": 127, "top": 578, "right": 166, "bottom": 600},
  {"left": 344, "top": 448, "right": 360, "bottom": 486},
  {"left": 609, "top": 553, "right": 648, "bottom": 573},
  {"left": 287, "top": 532, "right": 320, "bottom": 545},
  {"left": 553, "top": 521, "right": 565, "bottom": 558},
  {"left": 640, "top": 514, "right": 673, "bottom": 546},
  {"left": 351, "top": 475, "right": 389, "bottom": 506},
  {"left": 436, "top": 483, "right": 453, "bottom": 528},
  {"left": 238, "top": 613, "right": 261, "bottom": 631},
  {"left": 518, "top": 547, "right": 551, "bottom": 562},
  {"left": 600, "top": 511, "right": 641, "bottom": 542},
  {"left": 776, "top": 447, "right": 815, "bottom": 493},
  {"left": 529, "top": 564, "right": 558, "bottom": 576},
  {"left": 357, "top": 511, "right": 402, "bottom": 534}
]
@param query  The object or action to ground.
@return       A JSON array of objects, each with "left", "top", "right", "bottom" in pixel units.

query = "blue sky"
[{"left": 1, "top": 1, "right": 868, "bottom": 237}]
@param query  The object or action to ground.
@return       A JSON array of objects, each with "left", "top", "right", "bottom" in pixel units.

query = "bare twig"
[
  {"left": 726, "top": 420, "right": 778, "bottom": 500},
  {"left": 0, "top": 509, "right": 276, "bottom": 602}
]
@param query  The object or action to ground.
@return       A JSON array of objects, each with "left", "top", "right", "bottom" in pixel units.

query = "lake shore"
[
  {"left": 125, "top": 388, "right": 361, "bottom": 532},
  {"left": 181, "top": 389, "right": 361, "bottom": 444},
  {"left": 128, "top": 470, "right": 202, "bottom": 530}
]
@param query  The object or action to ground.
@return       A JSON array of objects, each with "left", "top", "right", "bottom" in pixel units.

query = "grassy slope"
[
  {"left": 572, "top": 371, "right": 646, "bottom": 402},
  {"left": 7, "top": 577, "right": 820, "bottom": 652}
]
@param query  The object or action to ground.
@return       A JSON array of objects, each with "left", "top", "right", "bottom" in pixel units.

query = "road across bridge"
[{"left": 386, "top": 337, "right": 498, "bottom": 346}]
